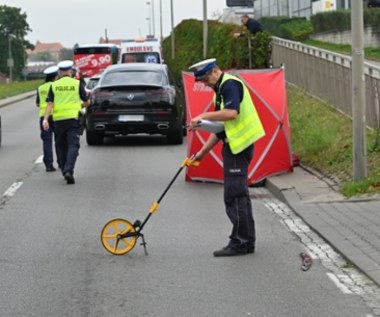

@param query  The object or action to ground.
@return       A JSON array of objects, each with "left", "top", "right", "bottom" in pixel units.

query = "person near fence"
[
  {"left": 234, "top": 15, "right": 264, "bottom": 38},
  {"left": 188, "top": 58, "right": 266, "bottom": 257}
]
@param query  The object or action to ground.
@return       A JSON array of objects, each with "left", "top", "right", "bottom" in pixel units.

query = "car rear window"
[
  {"left": 101, "top": 70, "right": 166, "bottom": 86},
  {"left": 86, "top": 78, "right": 99, "bottom": 90}
]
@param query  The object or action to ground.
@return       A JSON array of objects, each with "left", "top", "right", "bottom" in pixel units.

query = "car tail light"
[
  {"left": 92, "top": 90, "right": 115, "bottom": 98},
  {"left": 146, "top": 88, "right": 174, "bottom": 103}
]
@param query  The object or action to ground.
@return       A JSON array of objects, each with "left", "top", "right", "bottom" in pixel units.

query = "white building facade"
[{"left": 253, "top": 0, "right": 352, "bottom": 19}]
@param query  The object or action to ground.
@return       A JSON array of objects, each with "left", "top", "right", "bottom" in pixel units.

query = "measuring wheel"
[{"left": 101, "top": 218, "right": 138, "bottom": 255}]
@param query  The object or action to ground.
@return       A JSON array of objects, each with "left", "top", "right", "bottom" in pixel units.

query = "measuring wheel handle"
[
  {"left": 133, "top": 219, "right": 142, "bottom": 229},
  {"left": 100, "top": 156, "right": 200, "bottom": 256}
]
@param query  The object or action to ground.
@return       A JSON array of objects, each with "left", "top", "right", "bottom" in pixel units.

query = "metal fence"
[{"left": 271, "top": 36, "right": 380, "bottom": 130}]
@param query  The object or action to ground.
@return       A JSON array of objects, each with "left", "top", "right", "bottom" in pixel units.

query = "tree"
[
  {"left": 29, "top": 51, "right": 54, "bottom": 62},
  {"left": 0, "top": 5, "right": 33, "bottom": 80},
  {"left": 59, "top": 48, "right": 73, "bottom": 61}
]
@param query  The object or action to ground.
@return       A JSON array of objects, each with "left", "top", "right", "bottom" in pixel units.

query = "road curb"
[{"left": 0, "top": 91, "right": 36, "bottom": 108}]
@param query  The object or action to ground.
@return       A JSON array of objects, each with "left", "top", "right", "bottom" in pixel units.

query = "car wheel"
[
  {"left": 167, "top": 128, "right": 183, "bottom": 145},
  {"left": 86, "top": 129, "right": 104, "bottom": 145}
]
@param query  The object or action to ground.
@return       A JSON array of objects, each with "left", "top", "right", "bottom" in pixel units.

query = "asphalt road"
[{"left": 0, "top": 98, "right": 378, "bottom": 317}]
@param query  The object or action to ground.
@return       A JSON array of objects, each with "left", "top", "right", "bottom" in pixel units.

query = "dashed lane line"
[{"left": 3, "top": 182, "right": 23, "bottom": 197}]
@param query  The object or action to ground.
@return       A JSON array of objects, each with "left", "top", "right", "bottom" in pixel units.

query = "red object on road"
[{"left": 183, "top": 68, "right": 293, "bottom": 185}]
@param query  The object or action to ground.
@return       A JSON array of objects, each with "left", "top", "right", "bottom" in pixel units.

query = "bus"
[{"left": 73, "top": 43, "right": 119, "bottom": 78}]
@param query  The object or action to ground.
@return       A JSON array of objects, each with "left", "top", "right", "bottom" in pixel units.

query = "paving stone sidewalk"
[{"left": 265, "top": 166, "right": 380, "bottom": 287}]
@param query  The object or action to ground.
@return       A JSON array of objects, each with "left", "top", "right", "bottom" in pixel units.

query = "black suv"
[{"left": 85, "top": 63, "right": 185, "bottom": 145}]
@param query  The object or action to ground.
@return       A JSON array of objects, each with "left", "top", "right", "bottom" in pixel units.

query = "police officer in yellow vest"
[
  {"left": 42, "top": 60, "right": 90, "bottom": 184},
  {"left": 37, "top": 65, "right": 59, "bottom": 172},
  {"left": 188, "top": 58, "right": 265, "bottom": 257}
]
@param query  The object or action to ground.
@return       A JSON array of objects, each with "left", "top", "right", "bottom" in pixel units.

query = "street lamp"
[
  {"left": 170, "top": 0, "right": 175, "bottom": 59},
  {"left": 351, "top": 0, "right": 367, "bottom": 181},
  {"left": 203, "top": 0, "right": 207, "bottom": 58},
  {"left": 159, "top": 0, "right": 163, "bottom": 44},
  {"left": 151, "top": 0, "right": 156, "bottom": 37},
  {"left": 146, "top": 17, "right": 152, "bottom": 36},
  {"left": 146, "top": 1, "right": 155, "bottom": 37}
]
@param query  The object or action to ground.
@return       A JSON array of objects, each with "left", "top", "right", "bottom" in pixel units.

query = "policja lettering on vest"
[
  {"left": 42, "top": 60, "right": 90, "bottom": 185},
  {"left": 187, "top": 58, "right": 265, "bottom": 257},
  {"left": 55, "top": 86, "right": 76, "bottom": 92}
]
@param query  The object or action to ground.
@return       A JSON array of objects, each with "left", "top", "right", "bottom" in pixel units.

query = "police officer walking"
[
  {"left": 36, "top": 65, "right": 59, "bottom": 172},
  {"left": 188, "top": 58, "right": 265, "bottom": 257},
  {"left": 42, "top": 60, "right": 90, "bottom": 184}
]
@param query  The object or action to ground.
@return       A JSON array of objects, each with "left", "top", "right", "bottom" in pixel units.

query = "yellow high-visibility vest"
[
  {"left": 51, "top": 76, "right": 81, "bottom": 121},
  {"left": 216, "top": 73, "right": 265, "bottom": 154},
  {"left": 37, "top": 82, "right": 53, "bottom": 117}
]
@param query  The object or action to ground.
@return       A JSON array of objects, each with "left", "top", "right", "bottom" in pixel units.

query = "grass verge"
[
  {"left": 287, "top": 84, "right": 380, "bottom": 197},
  {"left": 303, "top": 39, "right": 380, "bottom": 61},
  {"left": 0, "top": 80, "right": 43, "bottom": 100}
]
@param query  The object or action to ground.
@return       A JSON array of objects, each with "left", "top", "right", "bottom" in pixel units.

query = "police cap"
[
  {"left": 43, "top": 65, "right": 59, "bottom": 77},
  {"left": 188, "top": 58, "right": 216, "bottom": 81},
  {"left": 58, "top": 60, "right": 74, "bottom": 71}
]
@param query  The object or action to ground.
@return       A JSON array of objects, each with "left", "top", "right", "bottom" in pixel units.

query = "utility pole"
[
  {"left": 7, "top": 35, "right": 13, "bottom": 83},
  {"left": 170, "top": 0, "right": 175, "bottom": 59},
  {"left": 351, "top": 0, "right": 367, "bottom": 181},
  {"left": 146, "top": 2, "right": 152, "bottom": 36},
  {"left": 203, "top": 0, "right": 207, "bottom": 59},
  {"left": 105, "top": 28, "right": 109, "bottom": 43},
  {"left": 159, "top": 0, "right": 163, "bottom": 44},
  {"left": 152, "top": 0, "right": 155, "bottom": 37}
]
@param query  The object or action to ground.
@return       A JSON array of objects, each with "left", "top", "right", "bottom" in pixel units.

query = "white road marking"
[
  {"left": 3, "top": 182, "right": 23, "bottom": 197},
  {"left": 257, "top": 189, "right": 380, "bottom": 316},
  {"left": 35, "top": 155, "right": 43, "bottom": 164},
  {"left": 327, "top": 272, "right": 353, "bottom": 294}
]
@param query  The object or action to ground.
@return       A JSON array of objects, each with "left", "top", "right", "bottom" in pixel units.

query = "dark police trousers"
[
  {"left": 54, "top": 119, "right": 81, "bottom": 175},
  {"left": 39, "top": 116, "right": 56, "bottom": 168},
  {"left": 222, "top": 143, "right": 255, "bottom": 249}
]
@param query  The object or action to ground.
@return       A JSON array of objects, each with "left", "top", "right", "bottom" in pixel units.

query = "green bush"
[
  {"left": 280, "top": 19, "right": 314, "bottom": 41},
  {"left": 310, "top": 10, "right": 350, "bottom": 33},
  {"left": 259, "top": 16, "right": 294, "bottom": 37},
  {"left": 162, "top": 19, "right": 271, "bottom": 81},
  {"left": 310, "top": 8, "right": 380, "bottom": 33},
  {"left": 363, "top": 7, "right": 380, "bottom": 26}
]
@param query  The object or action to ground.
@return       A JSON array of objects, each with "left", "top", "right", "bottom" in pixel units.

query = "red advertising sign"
[{"left": 73, "top": 53, "right": 112, "bottom": 77}]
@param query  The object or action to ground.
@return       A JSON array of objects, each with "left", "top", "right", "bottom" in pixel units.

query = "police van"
[{"left": 119, "top": 37, "right": 163, "bottom": 64}]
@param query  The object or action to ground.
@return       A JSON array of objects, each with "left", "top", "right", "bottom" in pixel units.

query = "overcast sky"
[{"left": 2, "top": 0, "right": 228, "bottom": 48}]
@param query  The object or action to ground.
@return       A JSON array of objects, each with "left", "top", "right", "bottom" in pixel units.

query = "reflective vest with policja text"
[
  {"left": 38, "top": 82, "right": 54, "bottom": 118},
  {"left": 51, "top": 76, "right": 81, "bottom": 121},
  {"left": 215, "top": 73, "right": 265, "bottom": 154}
]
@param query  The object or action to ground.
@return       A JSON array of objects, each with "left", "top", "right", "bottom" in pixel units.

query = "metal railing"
[{"left": 271, "top": 36, "right": 380, "bottom": 130}]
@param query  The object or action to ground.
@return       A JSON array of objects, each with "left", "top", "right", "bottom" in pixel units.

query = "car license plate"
[{"left": 118, "top": 115, "right": 144, "bottom": 122}]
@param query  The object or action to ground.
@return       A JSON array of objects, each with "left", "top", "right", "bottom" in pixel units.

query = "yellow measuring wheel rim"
[{"left": 101, "top": 218, "right": 137, "bottom": 255}]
